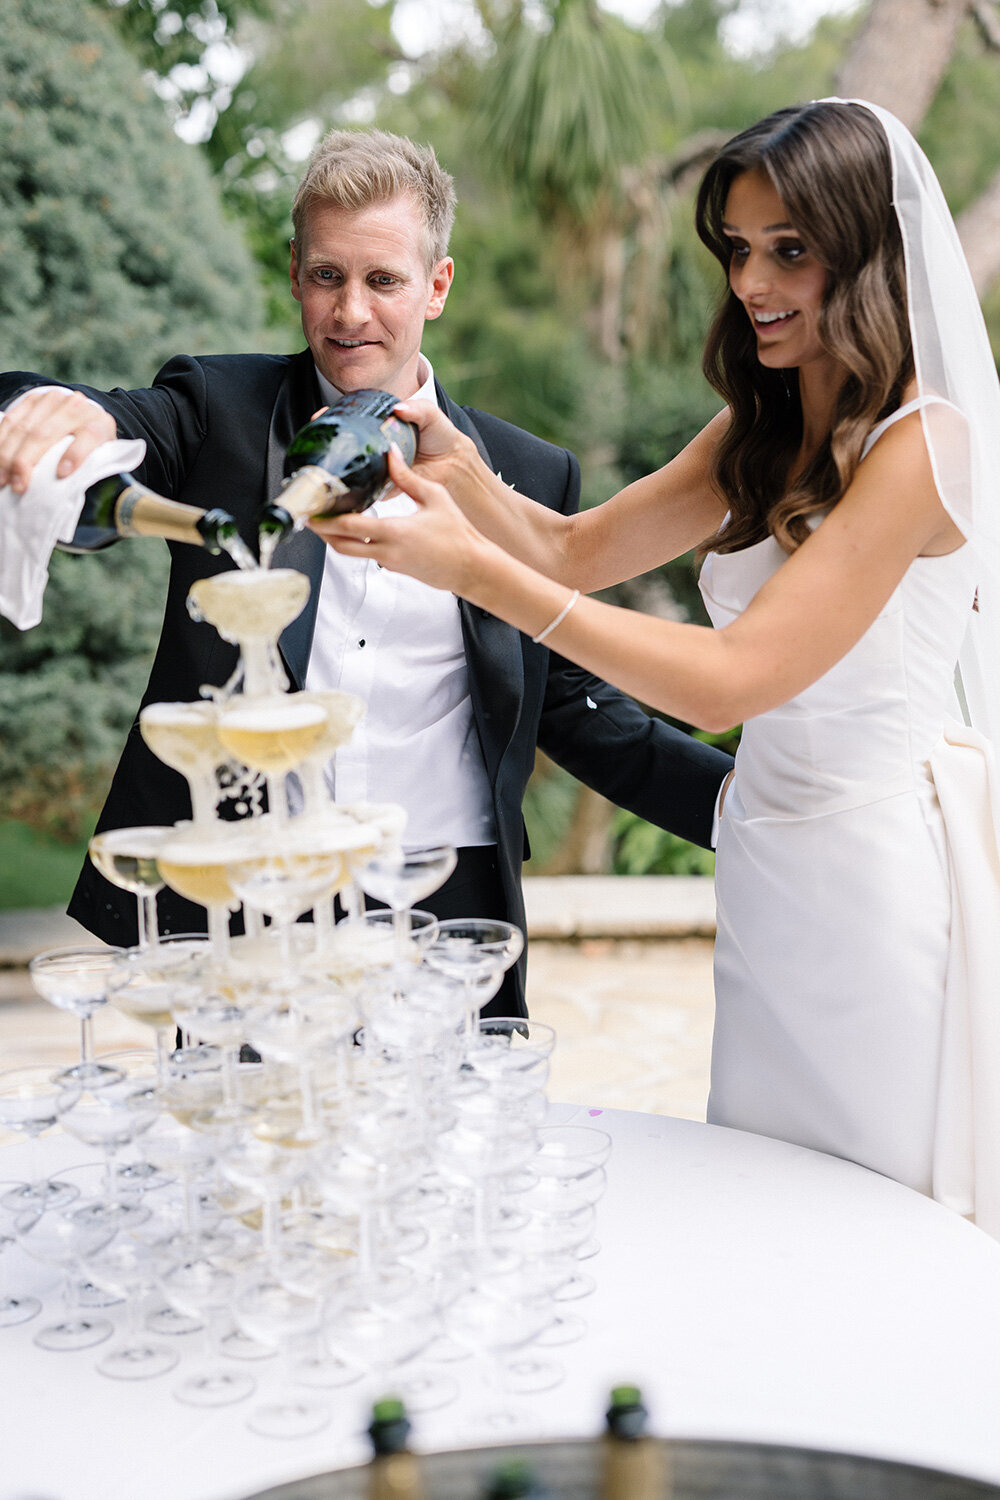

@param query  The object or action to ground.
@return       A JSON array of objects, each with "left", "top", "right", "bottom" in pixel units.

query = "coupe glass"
[
  {"left": 335, "top": 800, "right": 407, "bottom": 921},
  {"left": 16, "top": 1200, "right": 118, "bottom": 1351},
  {"left": 88, "top": 1237, "right": 180, "bottom": 1381},
  {"left": 357, "top": 844, "right": 457, "bottom": 958},
  {"left": 105, "top": 938, "right": 203, "bottom": 1083},
  {"left": 187, "top": 567, "right": 309, "bottom": 699},
  {"left": 434, "top": 1085, "right": 538, "bottom": 1280},
  {"left": 0, "top": 1188, "right": 40, "bottom": 1326},
  {"left": 529, "top": 1126, "right": 611, "bottom": 1302},
  {"left": 139, "top": 700, "right": 225, "bottom": 827},
  {"left": 219, "top": 1133, "right": 319, "bottom": 1266},
  {"left": 323, "top": 1272, "right": 456, "bottom": 1415},
  {"left": 56, "top": 1055, "right": 160, "bottom": 1230},
  {"left": 168, "top": 976, "right": 261, "bottom": 1130},
  {"left": 225, "top": 815, "right": 372, "bottom": 966},
  {"left": 159, "top": 1254, "right": 255, "bottom": 1406},
  {"left": 441, "top": 1265, "right": 554, "bottom": 1431},
  {"left": 424, "top": 920, "right": 524, "bottom": 1031},
  {"left": 294, "top": 688, "right": 365, "bottom": 818},
  {"left": 88, "top": 826, "right": 173, "bottom": 951},
  {"left": 247, "top": 988, "right": 355, "bottom": 1148},
  {"left": 156, "top": 823, "right": 255, "bottom": 968},
  {"left": 0, "top": 1067, "right": 82, "bottom": 1212},
  {"left": 232, "top": 1275, "right": 330, "bottom": 1438},
  {"left": 217, "top": 693, "right": 328, "bottom": 827},
  {"left": 351, "top": 907, "right": 439, "bottom": 956},
  {"left": 28, "top": 945, "right": 125, "bottom": 1089}
]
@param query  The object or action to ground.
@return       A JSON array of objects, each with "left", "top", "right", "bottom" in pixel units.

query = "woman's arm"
[
  {"left": 320, "top": 410, "right": 962, "bottom": 732},
  {"left": 389, "top": 398, "right": 730, "bottom": 592}
]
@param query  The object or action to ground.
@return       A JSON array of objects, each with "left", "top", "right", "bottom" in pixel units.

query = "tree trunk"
[
  {"left": 545, "top": 783, "right": 617, "bottom": 874},
  {"left": 836, "top": 0, "right": 970, "bottom": 128},
  {"left": 957, "top": 163, "right": 1000, "bottom": 294}
]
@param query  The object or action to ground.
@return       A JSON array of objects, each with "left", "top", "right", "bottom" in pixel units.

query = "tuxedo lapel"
[
  {"left": 436, "top": 382, "right": 525, "bottom": 785},
  {"left": 266, "top": 352, "right": 326, "bottom": 688}
]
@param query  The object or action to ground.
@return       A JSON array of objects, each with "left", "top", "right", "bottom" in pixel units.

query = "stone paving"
[{"left": 0, "top": 881, "right": 717, "bottom": 1125}]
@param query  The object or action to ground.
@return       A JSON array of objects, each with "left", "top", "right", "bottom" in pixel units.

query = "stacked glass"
[{"left": 9, "top": 560, "right": 610, "bottom": 1433}]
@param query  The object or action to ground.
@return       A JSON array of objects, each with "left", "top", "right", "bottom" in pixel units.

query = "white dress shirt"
[{"left": 303, "top": 357, "right": 497, "bottom": 851}]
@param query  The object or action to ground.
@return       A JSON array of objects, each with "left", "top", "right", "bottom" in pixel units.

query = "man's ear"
[
  {"left": 289, "top": 238, "right": 303, "bottom": 304},
  {"left": 425, "top": 257, "right": 455, "bottom": 322}
]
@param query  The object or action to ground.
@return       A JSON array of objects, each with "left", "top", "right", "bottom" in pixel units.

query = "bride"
[{"left": 316, "top": 100, "right": 1000, "bottom": 1234}]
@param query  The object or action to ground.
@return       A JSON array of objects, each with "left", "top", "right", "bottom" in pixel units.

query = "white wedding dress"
[{"left": 699, "top": 399, "right": 979, "bottom": 1196}]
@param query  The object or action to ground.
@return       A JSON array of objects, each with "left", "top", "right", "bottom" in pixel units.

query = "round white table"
[{"left": 2, "top": 1106, "right": 999, "bottom": 1500}]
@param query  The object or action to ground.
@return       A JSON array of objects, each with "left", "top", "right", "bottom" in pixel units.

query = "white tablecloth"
[{"left": 3, "top": 1106, "right": 1000, "bottom": 1500}]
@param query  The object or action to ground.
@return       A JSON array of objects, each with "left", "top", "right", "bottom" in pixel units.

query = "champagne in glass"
[
  {"left": 226, "top": 815, "right": 374, "bottom": 966},
  {"left": 218, "top": 694, "right": 329, "bottom": 827},
  {"left": 88, "top": 826, "right": 172, "bottom": 951},
  {"left": 156, "top": 825, "right": 254, "bottom": 968},
  {"left": 139, "top": 701, "right": 225, "bottom": 827},
  {"left": 187, "top": 568, "right": 310, "bottom": 699},
  {"left": 218, "top": 696, "right": 328, "bottom": 776},
  {"left": 295, "top": 689, "right": 365, "bottom": 818}
]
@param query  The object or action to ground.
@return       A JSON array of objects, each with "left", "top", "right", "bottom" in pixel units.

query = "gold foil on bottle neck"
[
  {"left": 279, "top": 465, "right": 350, "bottom": 521},
  {"left": 115, "top": 487, "right": 212, "bottom": 546}
]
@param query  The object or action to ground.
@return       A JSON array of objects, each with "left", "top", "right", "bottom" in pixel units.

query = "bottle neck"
[
  {"left": 279, "top": 465, "right": 350, "bottom": 522},
  {"left": 369, "top": 1452, "right": 422, "bottom": 1499},
  {"left": 114, "top": 486, "right": 219, "bottom": 548}
]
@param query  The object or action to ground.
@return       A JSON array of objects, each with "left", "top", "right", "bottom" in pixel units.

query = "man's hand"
[{"left": 0, "top": 387, "right": 117, "bottom": 492}]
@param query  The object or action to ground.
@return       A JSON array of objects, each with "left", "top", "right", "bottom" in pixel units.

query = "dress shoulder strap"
[{"left": 861, "top": 394, "right": 958, "bottom": 460}]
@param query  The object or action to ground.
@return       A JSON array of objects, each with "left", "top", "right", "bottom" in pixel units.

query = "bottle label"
[{"left": 378, "top": 416, "right": 417, "bottom": 467}]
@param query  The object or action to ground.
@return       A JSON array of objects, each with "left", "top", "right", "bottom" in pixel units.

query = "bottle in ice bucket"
[
  {"left": 601, "top": 1384, "right": 669, "bottom": 1499},
  {"left": 481, "top": 1457, "right": 552, "bottom": 1498},
  {"left": 367, "top": 1398, "right": 423, "bottom": 1499},
  {"left": 260, "top": 387, "right": 418, "bottom": 544},
  {"left": 57, "top": 471, "right": 244, "bottom": 558}
]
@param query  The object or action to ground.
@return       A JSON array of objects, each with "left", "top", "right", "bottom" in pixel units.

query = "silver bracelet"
[{"left": 532, "top": 589, "right": 580, "bottom": 645}]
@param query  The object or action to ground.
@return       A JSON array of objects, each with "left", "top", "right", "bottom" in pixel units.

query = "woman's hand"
[
  {"left": 309, "top": 444, "right": 489, "bottom": 597},
  {"left": 393, "top": 398, "right": 478, "bottom": 489}
]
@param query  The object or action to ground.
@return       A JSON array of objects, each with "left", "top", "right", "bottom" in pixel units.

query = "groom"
[{"left": 0, "top": 127, "right": 732, "bottom": 1015}]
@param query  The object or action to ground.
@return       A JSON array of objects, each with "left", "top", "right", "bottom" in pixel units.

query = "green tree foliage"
[
  {"left": 1, "top": 0, "right": 263, "bottom": 384},
  {"left": 0, "top": 0, "right": 266, "bottom": 840},
  {"left": 480, "top": 0, "right": 669, "bottom": 223},
  {"left": 105, "top": 0, "right": 272, "bottom": 79}
]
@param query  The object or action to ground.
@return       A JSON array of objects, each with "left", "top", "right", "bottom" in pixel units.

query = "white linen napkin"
[{"left": 0, "top": 389, "right": 145, "bottom": 630}]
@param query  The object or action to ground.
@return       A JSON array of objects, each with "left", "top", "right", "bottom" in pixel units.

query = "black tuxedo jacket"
[{"left": 3, "top": 353, "right": 731, "bottom": 1011}]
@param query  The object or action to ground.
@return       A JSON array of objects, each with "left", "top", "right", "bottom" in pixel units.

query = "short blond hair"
[{"left": 292, "top": 128, "right": 456, "bottom": 268}]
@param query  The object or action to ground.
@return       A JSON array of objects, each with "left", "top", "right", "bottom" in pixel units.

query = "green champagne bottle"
[
  {"left": 367, "top": 1398, "right": 423, "bottom": 1500},
  {"left": 601, "top": 1385, "right": 669, "bottom": 1499},
  {"left": 57, "top": 471, "right": 243, "bottom": 558},
  {"left": 481, "top": 1458, "right": 551, "bottom": 1498},
  {"left": 260, "top": 387, "right": 418, "bottom": 544}
]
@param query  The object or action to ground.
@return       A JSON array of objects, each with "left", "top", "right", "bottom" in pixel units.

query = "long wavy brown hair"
[{"left": 695, "top": 101, "right": 913, "bottom": 556}]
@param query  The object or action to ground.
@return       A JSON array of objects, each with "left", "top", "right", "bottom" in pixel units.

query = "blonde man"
[{"left": 0, "top": 128, "right": 731, "bottom": 1015}]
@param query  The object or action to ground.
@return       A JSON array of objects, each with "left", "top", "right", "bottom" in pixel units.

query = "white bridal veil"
[
  {"left": 825, "top": 99, "right": 1000, "bottom": 1236},
  {"left": 831, "top": 99, "right": 1000, "bottom": 749}
]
